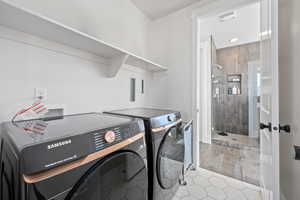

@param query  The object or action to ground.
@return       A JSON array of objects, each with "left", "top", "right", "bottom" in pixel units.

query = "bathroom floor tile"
[
  {"left": 173, "top": 168, "right": 262, "bottom": 200},
  {"left": 199, "top": 138, "right": 260, "bottom": 186}
]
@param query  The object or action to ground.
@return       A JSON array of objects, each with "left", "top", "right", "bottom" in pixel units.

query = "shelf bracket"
[{"left": 107, "top": 54, "right": 129, "bottom": 77}]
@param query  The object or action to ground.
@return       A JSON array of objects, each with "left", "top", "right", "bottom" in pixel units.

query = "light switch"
[
  {"left": 141, "top": 80, "right": 144, "bottom": 94},
  {"left": 35, "top": 88, "right": 47, "bottom": 100},
  {"left": 295, "top": 145, "right": 300, "bottom": 160},
  {"left": 130, "top": 78, "right": 136, "bottom": 102}
]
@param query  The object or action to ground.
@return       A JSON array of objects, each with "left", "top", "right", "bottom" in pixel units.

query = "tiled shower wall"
[{"left": 212, "top": 42, "right": 260, "bottom": 136}]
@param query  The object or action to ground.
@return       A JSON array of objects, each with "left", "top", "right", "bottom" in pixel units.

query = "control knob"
[{"left": 104, "top": 131, "right": 116, "bottom": 144}]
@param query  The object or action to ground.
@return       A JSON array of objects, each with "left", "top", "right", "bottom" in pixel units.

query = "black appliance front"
[
  {"left": 65, "top": 151, "right": 147, "bottom": 200},
  {"left": 1, "top": 136, "right": 148, "bottom": 200},
  {"left": 152, "top": 122, "right": 184, "bottom": 200},
  {"left": 0, "top": 114, "right": 148, "bottom": 200},
  {"left": 104, "top": 108, "right": 184, "bottom": 200}
]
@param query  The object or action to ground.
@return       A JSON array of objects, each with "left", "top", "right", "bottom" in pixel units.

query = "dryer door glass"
[
  {"left": 157, "top": 126, "right": 184, "bottom": 189},
  {"left": 65, "top": 151, "right": 147, "bottom": 200}
]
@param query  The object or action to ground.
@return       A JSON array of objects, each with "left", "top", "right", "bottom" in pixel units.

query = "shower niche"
[{"left": 227, "top": 74, "right": 242, "bottom": 95}]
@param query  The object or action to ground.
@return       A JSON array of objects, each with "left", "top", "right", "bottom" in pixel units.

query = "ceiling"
[
  {"left": 200, "top": 3, "right": 260, "bottom": 49},
  {"left": 131, "top": 0, "right": 199, "bottom": 19}
]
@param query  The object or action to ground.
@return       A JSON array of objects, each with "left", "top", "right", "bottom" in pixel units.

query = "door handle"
[
  {"left": 279, "top": 124, "right": 291, "bottom": 133},
  {"left": 260, "top": 122, "right": 272, "bottom": 132}
]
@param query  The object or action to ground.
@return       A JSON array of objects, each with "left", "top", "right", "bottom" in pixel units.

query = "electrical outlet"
[{"left": 35, "top": 88, "right": 47, "bottom": 101}]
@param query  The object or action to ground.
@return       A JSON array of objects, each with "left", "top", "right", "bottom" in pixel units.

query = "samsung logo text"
[{"left": 47, "top": 140, "right": 72, "bottom": 150}]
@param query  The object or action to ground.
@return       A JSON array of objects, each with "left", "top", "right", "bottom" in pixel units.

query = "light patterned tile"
[
  {"left": 203, "top": 197, "right": 215, "bottom": 200},
  {"left": 206, "top": 186, "right": 226, "bottom": 200},
  {"left": 173, "top": 169, "right": 262, "bottom": 200},
  {"left": 187, "top": 185, "right": 207, "bottom": 199},
  {"left": 202, "top": 168, "right": 260, "bottom": 192},
  {"left": 175, "top": 186, "right": 190, "bottom": 198},
  {"left": 193, "top": 176, "right": 211, "bottom": 188},
  {"left": 224, "top": 187, "right": 247, "bottom": 200},
  {"left": 209, "top": 177, "right": 227, "bottom": 189},
  {"left": 172, "top": 196, "right": 181, "bottom": 200},
  {"left": 225, "top": 177, "right": 248, "bottom": 190},
  {"left": 186, "top": 175, "right": 196, "bottom": 185},
  {"left": 181, "top": 196, "right": 202, "bottom": 200},
  {"left": 197, "top": 168, "right": 214, "bottom": 178},
  {"left": 242, "top": 188, "right": 262, "bottom": 200},
  {"left": 188, "top": 169, "right": 205, "bottom": 177},
  {"left": 242, "top": 183, "right": 261, "bottom": 191}
]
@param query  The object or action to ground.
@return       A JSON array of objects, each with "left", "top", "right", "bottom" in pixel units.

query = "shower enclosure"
[{"left": 211, "top": 40, "right": 260, "bottom": 138}]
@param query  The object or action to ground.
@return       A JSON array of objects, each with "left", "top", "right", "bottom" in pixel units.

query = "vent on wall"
[{"left": 219, "top": 11, "right": 237, "bottom": 22}]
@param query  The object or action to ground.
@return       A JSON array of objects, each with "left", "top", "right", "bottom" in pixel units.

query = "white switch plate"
[{"left": 35, "top": 88, "right": 47, "bottom": 100}]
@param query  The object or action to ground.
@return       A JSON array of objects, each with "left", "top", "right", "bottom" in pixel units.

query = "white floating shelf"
[{"left": 0, "top": 0, "right": 167, "bottom": 77}]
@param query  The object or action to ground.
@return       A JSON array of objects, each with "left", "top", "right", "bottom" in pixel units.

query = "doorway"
[
  {"left": 192, "top": 0, "right": 280, "bottom": 199},
  {"left": 196, "top": 2, "right": 261, "bottom": 186}
]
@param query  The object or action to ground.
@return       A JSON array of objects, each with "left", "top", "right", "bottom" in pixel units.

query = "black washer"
[{"left": 0, "top": 113, "right": 148, "bottom": 200}]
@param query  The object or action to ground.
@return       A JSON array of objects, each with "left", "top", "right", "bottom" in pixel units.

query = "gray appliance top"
[
  {"left": 105, "top": 108, "right": 178, "bottom": 120},
  {"left": 2, "top": 113, "right": 133, "bottom": 150}
]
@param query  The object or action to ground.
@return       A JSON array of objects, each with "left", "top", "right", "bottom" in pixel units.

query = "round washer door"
[
  {"left": 157, "top": 126, "right": 184, "bottom": 189},
  {"left": 65, "top": 151, "right": 147, "bottom": 200}
]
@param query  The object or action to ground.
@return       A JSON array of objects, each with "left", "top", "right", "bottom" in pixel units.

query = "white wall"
[
  {"left": 148, "top": 8, "right": 194, "bottom": 120},
  {"left": 279, "top": 0, "right": 300, "bottom": 199},
  {"left": 0, "top": 27, "right": 156, "bottom": 122},
  {"left": 200, "top": 3, "right": 260, "bottom": 49},
  {"left": 0, "top": 0, "right": 167, "bottom": 122}
]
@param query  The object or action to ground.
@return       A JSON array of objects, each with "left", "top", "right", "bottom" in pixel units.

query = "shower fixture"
[{"left": 212, "top": 64, "right": 224, "bottom": 70}]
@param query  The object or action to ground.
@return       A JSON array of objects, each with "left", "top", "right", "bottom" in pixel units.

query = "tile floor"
[
  {"left": 173, "top": 168, "right": 262, "bottom": 200},
  {"left": 212, "top": 132, "right": 259, "bottom": 149},
  {"left": 200, "top": 133, "right": 260, "bottom": 185}
]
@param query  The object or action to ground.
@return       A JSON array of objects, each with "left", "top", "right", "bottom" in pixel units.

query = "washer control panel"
[
  {"left": 93, "top": 128, "right": 121, "bottom": 151},
  {"left": 93, "top": 120, "right": 143, "bottom": 152}
]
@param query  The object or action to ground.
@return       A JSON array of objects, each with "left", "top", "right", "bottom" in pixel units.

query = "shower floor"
[{"left": 200, "top": 133, "right": 260, "bottom": 185}]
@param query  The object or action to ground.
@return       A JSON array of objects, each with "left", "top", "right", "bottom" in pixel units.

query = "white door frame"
[
  {"left": 259, "top": 0, "right": 280, "bottom": 199},
  {"left": 191, "top": 0, "right": 261, "bottom": 169},
  {"left": 248, "top": 61, "right": 260, "bottom": 138},
  {"left": 199, "top": 38, "right": 212, "bottom": 144},
  {"left": 271, "top": 0, "right": 280, "bottom": 197}
]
